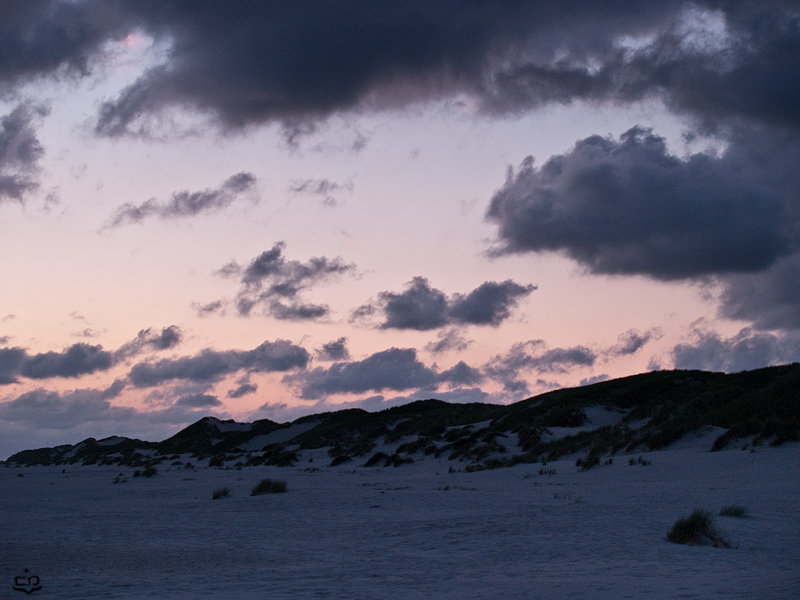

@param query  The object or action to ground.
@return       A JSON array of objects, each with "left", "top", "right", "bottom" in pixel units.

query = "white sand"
[{"left": 2, "top": 439, "right": 798, "bottom": 599}]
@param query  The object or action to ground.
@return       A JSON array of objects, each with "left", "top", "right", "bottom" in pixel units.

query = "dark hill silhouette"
[{"left": 6, "top": 365, "right": 799, "bottom": 469}]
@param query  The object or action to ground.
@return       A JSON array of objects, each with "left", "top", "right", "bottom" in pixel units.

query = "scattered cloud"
[
  {"left": 316, "top": 338, "right": 350, "bottom": 361},
  {"left": 288, "top": 178, "right": 353, "bottom": 207},
  {"left": 20, "top": 343, "right": 113, "bottom": 380},
  {"left": 424, "top": 328, "right": 472, "bottom": 355},
  {"left": 211, "top": 242, "right": 356, "bottom": 320},
  {"left": 0, "top": 383, "right": 128, "bottom": 430},
  {"left": 607, "top": 328, "right": 662, "bottom": 357},
  {"left": 284, "top": 347, "right": 439, "bottom": 400},
  {"left": 193, "top": 300, "right": 225, "bottom": 318},
  {"left": 114, "top": 326, "right": 182, "bottom": 361},
  {"left": 483, "top": 340, "right": 597, "bottom": 394},
  {"left": 227, "top": 383, "right": 258, "bottom": 399},
  {"left": 671, "top": 327, "right": 800, "bottom": 373},
  {"left": 437, "top": 361, "right": 484, "bottom": 387},
  {"left": 580, "top": 374, "right": 609, "bottom": 386},
  {"left": 355, "top": 277, "right": 534, "bottom": 331},
  {"left": 0, "top": 103, "right": 48, "bottom": 204},
  {"left": 127, "top": 339, "right": 309, "bottom": 388},
  {"left": 174, "top": 393, "right": 222, "bottom": 408},
  {"left": 106, "top": 172, "right": 257, "bottom": 227}
]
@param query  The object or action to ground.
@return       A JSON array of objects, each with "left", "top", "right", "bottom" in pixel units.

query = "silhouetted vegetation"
[
  {"left": 7, "top": 364, "right": 800, "bottom": 470},
  {"left": 719, "top": 505, "right": 748, "bottom": 518},
  {"left": 251, "top": 479, "right": 287, "bottom": 495},
  {"left": 667, "top": 509, "right": 732, "bottom": 547},
  {"left": 212, "top": 487, "right": 231, "bottom": 499}
]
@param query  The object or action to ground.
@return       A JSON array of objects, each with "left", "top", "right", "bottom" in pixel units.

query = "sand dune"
[{"left": 2, "top": 433, "right": 798, "bottom": 599}]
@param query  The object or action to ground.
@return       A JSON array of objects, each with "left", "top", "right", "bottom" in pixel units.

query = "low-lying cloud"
[
  {"left": 671, "top": 327, "right": 800, "bottom": 373},
  {"left": 128, "top": 339, "right": 310, "bottom": 388},
  {"left": 355, "top": 277, "right": 535, "bottom": 331}
]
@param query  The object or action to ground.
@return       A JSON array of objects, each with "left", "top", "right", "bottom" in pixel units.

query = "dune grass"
[
  {"left": 212, "top": 487, "right": 231, "bottom": 500},
  {"left": 667, "top": 509, "right": 732, "bottom": 547},
  {"left": 251, "top": 478, "right": 287, "bottom": 496},
  {"left": 719, "top": 505, "right": 749, "bottom": 518}
]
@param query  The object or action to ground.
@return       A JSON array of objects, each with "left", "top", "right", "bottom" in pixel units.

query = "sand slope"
[{"left": 2, "top": 439, "right": 798, "bottom": 599}]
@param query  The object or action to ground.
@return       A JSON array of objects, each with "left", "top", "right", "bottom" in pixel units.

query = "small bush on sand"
[
  {"left": 330, "top": 455, "right": 352, "bottom": 467},
  {"left": 212, "top": 487, "right": 231, "bottom": 500},
  {"left": 142, "top": 466, "right": 157, "bottom": 477},
  {"left": 364, "top": 452, "right": 389, "bottom": 467},
  {"left": 719, "top": 505, "right": 749, "bottom": 518},
  {"left": 667, "top": 509, "right": 732, "bottom": 547},
  {"left": 251, "top": 478, "right": 287, "bottom": 496}
]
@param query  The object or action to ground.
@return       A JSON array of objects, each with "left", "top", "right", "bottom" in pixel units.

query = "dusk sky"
[{"left": 2, "top": 0, "right": 800, "bottom": 459}]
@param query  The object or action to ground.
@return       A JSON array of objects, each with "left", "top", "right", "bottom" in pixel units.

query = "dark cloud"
[
  {"left": 288, "top": 178, "right": 353, "bottom": 207},
  {"left": 671, "top": 327, "right": 800, "bottom": 373},
  {"left": 20, "top": 343, "right": 113, "bottom": 379},
  {"left": 484, "top": 340, "right": 597, "bottom": 393},
  {"left": 3, "top": 2, "right": 798, "bottom": 141},
  {"left": 88, "top": 2, "right": 630, "bottom": 135},
  {"left": 374, "top": 277, "right": 449, "bottom": 331},
  {"left": 0, "top": 103, "right": 47, "bottom": 203},
  {"left": 448, "top": 280, "right": 537, "bottom": 326},
  {"left": 0, "top": 380, "right": 126, "bottom": 430},
  {"left": 0, "top": 347, "right": 26, "bottom": 384},
  {"left": 114, "top": 325, "right": 182, "bottom": 361},
  {"left": 608, "top": 328, "right": 661, "bottom": 356},
  {"left": 357, "top": 276, "right": 534, "bottom": 331},
  {"left": 193, "top": 300, "right": 224, "bottom": 317},
  {"left": 106, "top": 172, "right": 256, "bottom": 227},
  {"left": 227, "top": 383, "right": 257, "bottom": 399},
  {"left": 214, "top": 242, "right": 355, "bottom": 320},
  {"left": 437, "top": 361, "right": 483, "bottom": 387},
  {"left": 0, "top": 343, "right": 116, "bottom": 384},
  {"left": 174, "top": 393, "right": 221, "bottom": 408},
  {"left": 424, "top": 328, "right": 472, "bottom": 355},
  {"left": 316, "top": 337, "right": 350, "bottom": 361},
  {"left": 284, "top": 347, "right": 439, "bottom": 400},
  {"left": 128, "top": 339, "right": 309, "bottom": 388},
  {"left": 718, "top": 252, "right": 800, "bottom": 330},
  {"left": 580, "top": 374, "right": 609, "bottom": 386},
  {"left": 486, "top": 127, "right": 798, "bottom": 280},
  {"left": 0, "top": 1, "right": 122, "bottom": 90}
]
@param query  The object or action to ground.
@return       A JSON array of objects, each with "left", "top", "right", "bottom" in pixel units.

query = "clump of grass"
[
  {"left": 719, "top": 505, "right": 748, "bottom": 518},
  {"left": 667, "top": 509, "right": 732, "bottom": 547},
  {"left": 133, "top": 466, "right": 157, "bottom": 477},
  {"left": 330, "top": 455, "right": 352, "bottom": 467},
  {"left": 250, "top": 478, "right": 287, "bottom": 496},
  {"left": 212, "top": 486, "right": 231, "bottom": 500}
]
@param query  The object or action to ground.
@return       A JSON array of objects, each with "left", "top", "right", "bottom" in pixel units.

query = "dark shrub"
[
  {"left": 142, "top": 466, "right": 157, "bottom": 477},
  {"left": 719, "top": 505, "right": 748, "bottom": 518},
  {"left": 667, "top": 509, "right": 731, "bottom": 547},
  {"left": 365, "top": 452, "right": 389, "bottom": 467},
  {"left": 251, "top": 479, "right": 287, "bottom": 495},
  {"left": 330, "top": 455, "right": 353, "bottom": 467},
  {"left": 212, "top": 487, "right": 231, "bottom": 500}
]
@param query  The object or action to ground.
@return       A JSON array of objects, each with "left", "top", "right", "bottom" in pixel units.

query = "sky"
[{"left": 2, "top": 0, "right": 800, "bottom": 459}]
